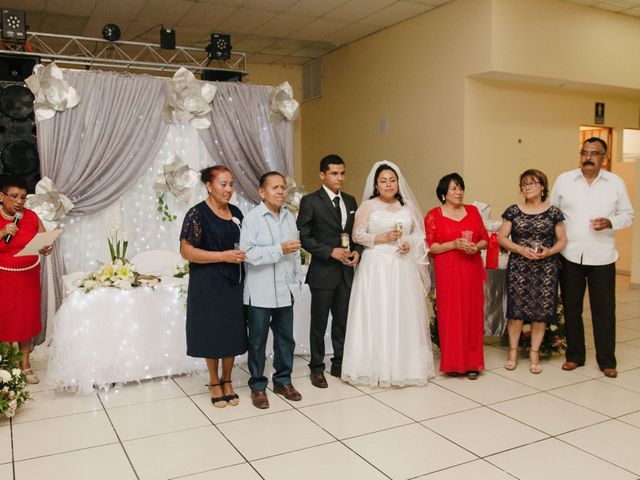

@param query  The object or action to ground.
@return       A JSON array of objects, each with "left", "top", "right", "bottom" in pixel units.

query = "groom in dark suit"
[{"left": 297, "top": 154, "right": 362, "bottom": 388}]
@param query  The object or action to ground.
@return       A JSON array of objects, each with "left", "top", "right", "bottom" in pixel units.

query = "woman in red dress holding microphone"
[
  {"left": 425, "top": 173, "right": 488, "bottom": 380},
  {"left": 0, "top": 175, "right": 52, "bottom": 384}
]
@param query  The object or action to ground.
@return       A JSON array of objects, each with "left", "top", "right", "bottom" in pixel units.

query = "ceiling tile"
[
  {"left": 245, "top": 52, "right": 284, "bottom": 63},
  {"left": 324, "top": 0, "right": 395, "bottom": 22},
  {"left": 323, "top": 22, "right": 380, "bottom": 44},
  {"left": 233, "top": 34, "right": 279, "bottom": 52},
  {"left": 361, "top": 1, "right": 433, "bottom": 27},
  {"left": 272, "top": 55, "right": 312, "bottom": 64},
  {"left": 45, "top": 0, "right": 97, "bottom": 16},
  {"left": 219, "top": 8, "right": 278, "bottom": 33},
  {"left": 594, "top": 1, "right": 629, "bottom": 11},
  {"left": 92, "top": 0, "right": 146, "bottom": 21},
  {"left": 408, "top": 0, "right": 453, "bottom": 5},
  {"left": 290, "top": 46, "right": 333, "bottom": 57},
  {"left": 243, "top": 0, "right": 299, "bottom": 12},
  {"left": 621, "top": 6, "right": 640, "bottom": 15},
  {"left": 194, "top": 0, "right": 248, "bottom": 5},
  {"left": 287, "top": 0, "right": 350, "bottom": 17},
  {"left": 134, "top": 0, "right": 196, "bottom": 25},
  {"left": 41, "top": 13, "right": 89, "bottom": 36},
  {"left": 2, "top": 0, "right": 45, "bottom": 11},
  {"left": 253, "top": 13, "right": 314, "bottom": 36},
  {"left": 123, "top": 21, "right": 165, "bottom": 42},
  {"left": 25, "top": 11, "right": 44, "bottom": 31},
  {"left": 176, "top": 3, "right": 237, "bottom": 28},
  {"left": 172, "top": 27, "right": 212, "bottom": 45},
  {"left": 289, "top": 17, "right": 350, "bottom": 41},
  {"left": 261, "top": 38, "right": 305, "bottom": 55}
]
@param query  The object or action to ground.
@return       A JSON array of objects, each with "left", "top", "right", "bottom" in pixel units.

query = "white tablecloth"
[{"left": 47, "top": 274, "right": 332, "bottom": 394}]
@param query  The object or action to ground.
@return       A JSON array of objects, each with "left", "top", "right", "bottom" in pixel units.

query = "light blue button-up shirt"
[{"left": 240, "top": 202, "right": 303, "bottom": 308}]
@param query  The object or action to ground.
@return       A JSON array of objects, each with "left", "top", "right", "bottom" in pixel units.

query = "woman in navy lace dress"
[
  {"left": 180, "top": 166, "right": 247, "bottom": 407},
  {"left": 498, "top": 169, "right": 566, "bottom": 374}
]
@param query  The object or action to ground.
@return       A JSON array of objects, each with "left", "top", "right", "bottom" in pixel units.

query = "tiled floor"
[{"left": 3, "top": 276, "right": 640, "bottom": 479}]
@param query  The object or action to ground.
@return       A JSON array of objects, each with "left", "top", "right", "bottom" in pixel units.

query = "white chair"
[{"left": 131, "top": 250, "right": 185, "bottom": 276}]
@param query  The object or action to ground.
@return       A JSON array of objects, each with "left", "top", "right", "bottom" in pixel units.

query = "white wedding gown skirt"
[{"left": 342, "top": 243, "right": 435, "bottom": 387}]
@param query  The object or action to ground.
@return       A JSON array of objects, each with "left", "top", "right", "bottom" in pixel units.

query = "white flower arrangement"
[
  {"left": 77, "top": 258, "right": 138, "bottom": 293},
  {"left": 173, "top": 263, "right": 189, "bottom": 279},
  {"left": 0, "top": 343, "right": 31, "bottom": 419}
]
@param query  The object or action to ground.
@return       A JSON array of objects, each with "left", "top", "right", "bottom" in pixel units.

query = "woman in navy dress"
[
  {"left": 180, "top": 166, "right": 247, "bottom": 407},
  {"left": 498, "top": 169, "right": 566, "bottom": 374}
]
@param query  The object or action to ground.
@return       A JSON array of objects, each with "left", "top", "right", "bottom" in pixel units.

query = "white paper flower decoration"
[
  {"left": 26, "top": 177, "right": 74, "bottom": 230},
  {"left": 270, "top": 81, "right": 299, "bottom": 121},
  {"left": 163, "top": 67, "right": 217, "bottom": 129},
  {"left": 153, "top": 155, "right": 199, "bottom": 202},
  {"left": 25, "top": 63, "right": 80, "bottom": 122}
]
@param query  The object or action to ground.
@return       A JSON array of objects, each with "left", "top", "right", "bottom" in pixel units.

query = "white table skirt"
[{"left": 47, "top": 275, "right": 333, "bottom": 394}]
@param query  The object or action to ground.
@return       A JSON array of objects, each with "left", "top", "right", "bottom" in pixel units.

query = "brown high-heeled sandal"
[
  {"left": 504, "top": 348, "right": 518, "bottom": 371},
  {"left": 529, "top": 350, "right": 542, "bottom": 374}
]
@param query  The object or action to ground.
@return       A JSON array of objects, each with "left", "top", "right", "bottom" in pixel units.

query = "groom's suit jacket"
[{"left": 297, "top": 188, "right": 363, "bottom": 290}]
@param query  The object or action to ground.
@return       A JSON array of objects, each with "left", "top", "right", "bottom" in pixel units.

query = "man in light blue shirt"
[{"left": 240, "top": 171, "right": 303, "bottom": 409}]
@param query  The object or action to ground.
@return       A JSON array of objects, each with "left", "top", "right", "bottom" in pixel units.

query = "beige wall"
[
  {"left": 301, "top": 0, "right": 492, "bottom": 203},
  {"left": 300, "top": 0, "right": 640, "bottom": 278},
  {"left": 465, "top": 78, "right": 639, "bottom": 272},
  {"left": 244, "top": 63, "right": 303, "bottom": 183}
]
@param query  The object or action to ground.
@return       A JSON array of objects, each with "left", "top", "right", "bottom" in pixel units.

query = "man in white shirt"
[
  {"left": 240, "top": 171, "right": 303, "bottom": 409},
  {"left": 550, "top": 137, "right": 634, "bottom": 378}
]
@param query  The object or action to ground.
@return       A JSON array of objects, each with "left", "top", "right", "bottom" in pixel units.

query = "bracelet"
[{"left": 0, "top": 257, "right": 41, "bottom": 272}]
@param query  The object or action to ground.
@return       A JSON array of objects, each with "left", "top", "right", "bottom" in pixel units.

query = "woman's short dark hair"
[
  {"left": 519, "top": 169, "right": 549, "bottom": 201},
  {"left": 435, "top": 173, "right": 464, "bottom": 204},
  {"left": 370, "top": 164, "right": 404, "bottom": 205},
  {"left": 0, "top": 175, "right": 28, "bottom": 193},
  {"left": 200, "top": 165, "right": 231, "bottom": 184}
]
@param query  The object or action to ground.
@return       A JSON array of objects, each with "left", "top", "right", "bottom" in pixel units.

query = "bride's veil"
[{"left": 361, "top": 160, "right": 431, "bottom": 294}]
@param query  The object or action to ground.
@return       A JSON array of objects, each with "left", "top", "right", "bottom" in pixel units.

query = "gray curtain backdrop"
[
  {"left": 198, "top": 83, "right": 293, "bottom": 204},
  {"left": 35, "top": 70, "right": 169, "bottom": 341}
]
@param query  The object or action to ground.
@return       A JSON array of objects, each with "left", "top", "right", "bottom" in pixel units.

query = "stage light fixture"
[
  {"left": 101, "top": 24, "right": 121, "bottom": 42},
  {"left": 1, "top": 9, "right": 27, "bottom": 43},
  {"left": 206, "top": 33, "right": 232, "bottom": 61}
]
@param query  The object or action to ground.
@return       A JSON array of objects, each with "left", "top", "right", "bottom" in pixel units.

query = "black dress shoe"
[
  {"left": 251, "top": 390, "right": 270, "bottom": 409},
  {"left": 274, "top": 383, "right": 302, "bottom": 401},
  {"left": 310, "top": 371, "right": 328, "bottom": 388}
]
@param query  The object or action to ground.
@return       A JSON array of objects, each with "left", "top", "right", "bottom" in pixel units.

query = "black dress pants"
[
  {"left": 559, "top": 257, "right": 616, "bottom": 369},
  {"left": 309, "top": 277, "right": 351, "bottom": 374}
]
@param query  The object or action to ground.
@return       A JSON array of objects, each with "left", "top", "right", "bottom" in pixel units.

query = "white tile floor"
[{"left": 2, "top": 276, "right": 640, "bottom": 479}]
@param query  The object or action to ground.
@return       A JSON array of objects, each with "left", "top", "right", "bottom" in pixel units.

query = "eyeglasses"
[
  {"left": 520, "top": 181, "right": 541, "bottom": 189},
  {"left": 580, "top": 150, "right": 604, "bottom": 158}
]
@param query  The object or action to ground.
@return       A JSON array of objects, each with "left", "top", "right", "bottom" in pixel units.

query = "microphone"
[{"left": 4, "top": 211, "right": 23, "bottom": 244}]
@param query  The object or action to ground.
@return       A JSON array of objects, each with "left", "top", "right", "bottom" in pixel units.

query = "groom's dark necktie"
[{"left": 333, "top": 196, "right": 342, "bottom": 227}]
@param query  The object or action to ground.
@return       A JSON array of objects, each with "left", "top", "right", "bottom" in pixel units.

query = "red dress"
[
  {"left": 425, "top": 205, "right": 488, "bottom": 373},
  {"left": 0, "top": 208, "right": 42, "bottom": 342}
]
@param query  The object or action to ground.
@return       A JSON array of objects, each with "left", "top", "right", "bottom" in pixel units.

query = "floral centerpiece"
[
  {"left": 0, "top": 343, "right": 31, "bottom": 418},
  {"left": 173, "top": 263, "right": 189, "bottom": 278},
  {"left": 77, "top": 258, "right": 138, "bottom": 292}
]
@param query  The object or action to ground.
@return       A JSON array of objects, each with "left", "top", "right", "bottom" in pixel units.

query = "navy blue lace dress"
[
  {"left": 180, "top": 201, "right": 247, "bottom": 358},
  {"left": 502, "top": 205, "right": 564, "bottom": 324}
]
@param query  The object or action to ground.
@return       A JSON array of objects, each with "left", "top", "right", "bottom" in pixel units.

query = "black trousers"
[
  {"left": 559, "top": 257, "right": 616, "bottom": 369},
  {"left": 309, "top": 277, "right": 351, "bottom": 373}
]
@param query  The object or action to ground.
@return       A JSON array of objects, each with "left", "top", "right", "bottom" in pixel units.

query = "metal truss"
[{"left": 0, "top": 31, "right": 247, "bottom": 77}]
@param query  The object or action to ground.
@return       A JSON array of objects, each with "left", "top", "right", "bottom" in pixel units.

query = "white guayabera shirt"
[{"left": 550, "top": 168, "right": 634, "bottom": 266}]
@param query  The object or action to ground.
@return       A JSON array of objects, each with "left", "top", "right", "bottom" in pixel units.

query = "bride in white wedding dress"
[{"left": 342, "top": 161, "right": 435, "bottom": 387}]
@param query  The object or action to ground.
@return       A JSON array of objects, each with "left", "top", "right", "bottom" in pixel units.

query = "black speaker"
[
  {"left": 0, "top": 81, "right": 39, "bottom": 193},
  {"left": 201, "top": 69, "right": 242, "bottom": 82},
  {"left": 0, "top": 53, "right": 39, "bottom": 82},
  {"left": 160, "top": 28, "right": 175, "bottom": 49}
]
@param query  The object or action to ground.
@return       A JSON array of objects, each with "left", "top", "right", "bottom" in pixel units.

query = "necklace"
[
  {"left": 0, "top": 209, "right": 14, "bottom": 220},
  {"left": 0, "top": 257, "right": 41, "bottom": 272}
]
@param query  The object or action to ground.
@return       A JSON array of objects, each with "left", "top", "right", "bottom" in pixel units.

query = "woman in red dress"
[
  {"left": 425, "top": 173, "right": 488, "bottom": 380},
  {"left": 0, "top": 175, "right": 53, "bottom": 384}
]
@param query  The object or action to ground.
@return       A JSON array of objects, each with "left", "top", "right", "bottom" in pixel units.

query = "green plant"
[
  {"left": 0, "top": 343, "right": 31, "bottom": 418},
  {"left": 157, "top": 193, "right": 176, "bottom": 222}
]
